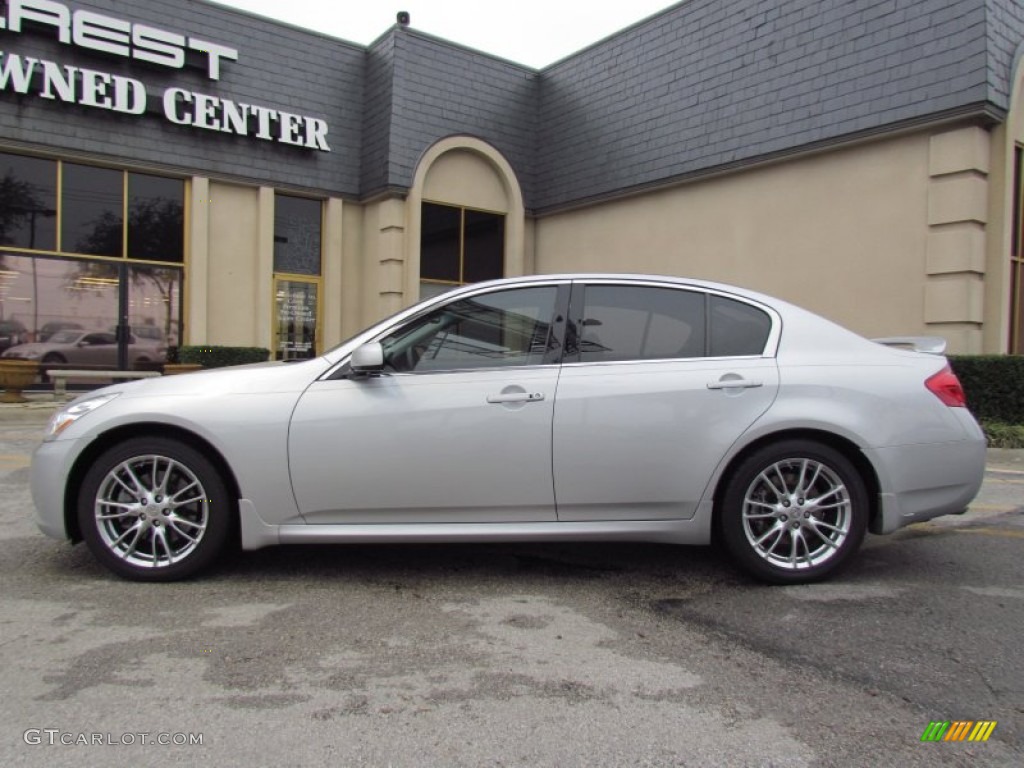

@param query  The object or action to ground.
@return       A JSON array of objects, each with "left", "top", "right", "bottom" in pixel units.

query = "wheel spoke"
[
  {"left": 807, "top": 524, "right": 839, "bottom": 549},
  {"left": 757, "top": 471, "right": 785, "bottom": 500},
  {"left": 168, "top": 521, "right": 199, "bottom": 543},
  {"left": 170, "top": 480, "right": 200, "bottom": 503},
  {"left": 97, "top": 510, "right": 137, "bottom": 520},
  {"left": 755, "top": 523, "right": 784, "bottom": 547},
  {"left": 172, "top": 495, "right": 206, "bottom": 508},
  {"left": 122, "top": 463, "right": 150, "bottom": 496},
  {"left": 812, "top": 519, "right": 845, "bottom": 534},
  {"left": 808, "top": 485, "right": 846, "bottom": 506}
]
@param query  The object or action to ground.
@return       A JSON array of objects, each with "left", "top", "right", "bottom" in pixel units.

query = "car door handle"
[
  {"left": 487, "top": 392, "right": 545, "bottom": 404},
  {"left": 707, "top": 379, "right": 763, "bottom": 390}
]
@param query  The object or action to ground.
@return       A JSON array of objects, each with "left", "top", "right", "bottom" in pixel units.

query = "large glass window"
[
  {"left": 128, "top": 174, "right": 184, "bottom": 263},
  {"left": 0, "top": 152, "right": 185, "bottom": 369},
  {"left": 62, "top": 164, "right": 123, "bottom": 257},
  {"left": 274, "top": 194, "right": 322, "bottom": 275},
  {"left": 0, "top": 153, "right": 57, "bottom": 251},
  {"left": 0, "top": 253, "right": 180, "bottom": 362},
  {"left": 420, "top": 202, "right": 504, "bottom": 299},
  {"left": 381, "top": 286, "right": 556, "bottom": 372}
]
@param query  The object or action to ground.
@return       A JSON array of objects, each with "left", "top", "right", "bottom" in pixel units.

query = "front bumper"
[{"left": 31, "top": 437, "right": 85, "bottom": 541}]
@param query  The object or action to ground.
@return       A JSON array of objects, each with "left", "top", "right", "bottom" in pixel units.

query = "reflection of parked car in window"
[
  {"left": 1, "top": 329, "right": 166, "bottom": 366},
  {"left": 0, "top": 319, "right": 28, "bottom": 353},
  {"left": 38, "top": 321, "right": 84, "bottom": 342}
]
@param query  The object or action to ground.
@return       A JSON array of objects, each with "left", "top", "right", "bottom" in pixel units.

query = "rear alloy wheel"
[
  {"left": 720, "top": 440, "right": 868, "bottom": 584},
  {"left": 78, "top": 437, "right": 231, "bottom": 581}
]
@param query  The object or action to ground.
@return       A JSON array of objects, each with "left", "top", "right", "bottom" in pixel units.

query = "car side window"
[
  {"left": 572, "top": 285, "right": 705, "bottom": 363},
  {"left": 83, "top": 333, "right": 116, "bottom": 345},
  {"left": 709, "top": 295, "right": 772, "bottom": 356},
  {"left": 381, "top": 286, "right": 557, "bottom": 373}
]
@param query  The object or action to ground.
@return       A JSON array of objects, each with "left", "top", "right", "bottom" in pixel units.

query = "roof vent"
[{"left": 397, "top": 11, "right": 410, "bottom": 27}]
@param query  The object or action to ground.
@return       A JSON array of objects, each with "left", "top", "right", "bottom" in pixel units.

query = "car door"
[
  {"left": 288, "top": 283, "right": 567, "bottom": 524},
  {"left": 74, "top": 332, "right": 118, "bottom": 366},
  {"left": 552, "top": 281, "right": 780, "bottom": 521}
]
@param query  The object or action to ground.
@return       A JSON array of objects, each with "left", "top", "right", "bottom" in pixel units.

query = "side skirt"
[{"left": 238, "top": 499, "right": 714, "bottom": 551}]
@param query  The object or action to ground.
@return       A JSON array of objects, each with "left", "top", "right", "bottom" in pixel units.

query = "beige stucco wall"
[{"left": 534, "top": 130, "right": 993, "bottom": 351}]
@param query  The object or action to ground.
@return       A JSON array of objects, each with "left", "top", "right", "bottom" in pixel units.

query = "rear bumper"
[{"left": 865, "top": 429, "right": 986, "bottom": 535}]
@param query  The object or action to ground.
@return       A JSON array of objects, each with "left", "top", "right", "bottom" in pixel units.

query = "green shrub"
[
  {"left": 948, "top": 355, "right": 1024, "bottom": 425},
  {"left": 177, "top": 346, "right": 270, "bottom": 369},
  {"left": 980, "top": 421, "right": 1024, "bottom": 449}
]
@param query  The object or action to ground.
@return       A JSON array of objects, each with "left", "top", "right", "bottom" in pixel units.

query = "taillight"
[{"left": 925, "top": 366, "right": 966, "bottom": 407}]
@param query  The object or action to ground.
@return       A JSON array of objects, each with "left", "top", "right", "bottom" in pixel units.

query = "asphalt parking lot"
[{"left": 0, "top": 406, "right": 1021, "bottom": 767}]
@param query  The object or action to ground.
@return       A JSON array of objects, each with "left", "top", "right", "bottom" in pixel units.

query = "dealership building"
[{"left": 1, "top": 0, "right": 1024, "bottom": 362}]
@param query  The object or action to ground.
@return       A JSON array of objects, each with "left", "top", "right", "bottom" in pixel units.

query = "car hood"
[
  {"left": 69, "top": 357, "right": 334, "bottom": 403},
  {"left": 2, "top": 343, "right": 52, "bottom": 356}
]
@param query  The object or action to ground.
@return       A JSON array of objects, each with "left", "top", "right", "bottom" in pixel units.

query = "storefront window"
[
  {"left": 274, "top": 194, "right": 322, "bottom": 275},
  {"left": 272, "top": 194, "right": 322, "bottom": 360},
  {"left": 61, "top": 164, "right": 123, "bottom": 257},
  {"left": 0, "top": 253, "right": 180, "bottom": 361},
  {"left": 0, "top": 152, "right": 185, "bottom": 369},
  {"left": 128, "top": 174, "right": 185, "bottom": 263},
  {"left": 274, "top": 278, "right": 318, "bottom": 361},
  {"left": 420, "top": 202, "right": 504, "bottom": 299},
  {"left": 0, "top": 153, "right": 57, "bottom": 251}
]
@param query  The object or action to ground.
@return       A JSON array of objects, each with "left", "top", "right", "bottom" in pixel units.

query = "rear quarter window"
[{"left": 709, "top": 295, "right": 771, "bottom": 356}]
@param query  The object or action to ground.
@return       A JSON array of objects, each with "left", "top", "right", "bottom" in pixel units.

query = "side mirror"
[{"left": 350, "top": 342, "right": 384, "bottom": 374}]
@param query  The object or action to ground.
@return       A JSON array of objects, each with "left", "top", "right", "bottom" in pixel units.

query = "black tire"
[
  {"left": 78, "top": 437, "right": 232, "bottom": 581},
  {"left": 718, "top": 440, "right": 868, "bottom": 584},
  {"left": 41, "top": 353, "right": 66, "bottom": 364}
]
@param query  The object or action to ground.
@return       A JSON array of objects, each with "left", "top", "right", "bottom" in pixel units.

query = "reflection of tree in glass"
[
  {"left": 69, "top": 199, "right": 184, "bottom": 342},
  {"left": 0, "top": 171, "right": 54, "bottom": 248}
]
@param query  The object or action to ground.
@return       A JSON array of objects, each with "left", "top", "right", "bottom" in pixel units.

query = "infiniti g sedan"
[{"left": 30, "top": 275, "right": 986, "bottom": 583}]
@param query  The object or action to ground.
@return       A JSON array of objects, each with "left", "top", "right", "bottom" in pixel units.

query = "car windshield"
[{"left": 48, "top": 330, "right": 82, "bottom": 344}]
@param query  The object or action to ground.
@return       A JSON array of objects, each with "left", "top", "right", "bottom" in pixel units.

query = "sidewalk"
[{"left": 4, "top": 397, "right": 1023, "bottom": 472}]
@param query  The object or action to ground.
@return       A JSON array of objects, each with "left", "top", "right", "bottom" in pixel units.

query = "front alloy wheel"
[
  {"left": 79, "top": 437, "right": 231, "bottom": 581},
  {"left": 720, "top": 440, "right": 868, "bottom": 584}
]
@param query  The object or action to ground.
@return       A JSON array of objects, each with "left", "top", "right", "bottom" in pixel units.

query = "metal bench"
[{"left": 45, "top": 369, "right": 163, "bottom": 401}]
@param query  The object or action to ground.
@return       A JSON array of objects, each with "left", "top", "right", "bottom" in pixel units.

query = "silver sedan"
[{"left": 30, "top": 275, "right": 986, "bottom": 583}]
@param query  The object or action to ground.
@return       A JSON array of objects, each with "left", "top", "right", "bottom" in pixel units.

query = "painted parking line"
[{"left": 0, "top": 455, "right": 31, "bottom": 467}]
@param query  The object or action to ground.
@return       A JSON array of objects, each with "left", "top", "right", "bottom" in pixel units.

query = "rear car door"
[{"left": 552, "top": 281, "right": 780, "bottom": 521}]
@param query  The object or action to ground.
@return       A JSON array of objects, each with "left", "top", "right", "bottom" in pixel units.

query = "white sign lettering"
[
  {"left": 0, "top": 51, "right": 331, "bottom": 150},
  {"left": 0, "top": 0, "right": 237, "bottom": 79},
  {"left": 0, "top": 1, "right": 332, "bottom": 152}
]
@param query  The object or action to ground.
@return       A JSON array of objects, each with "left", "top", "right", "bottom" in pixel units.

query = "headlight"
[{"left": 44, "top": 393, "right": 120, "bottom": 440}]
